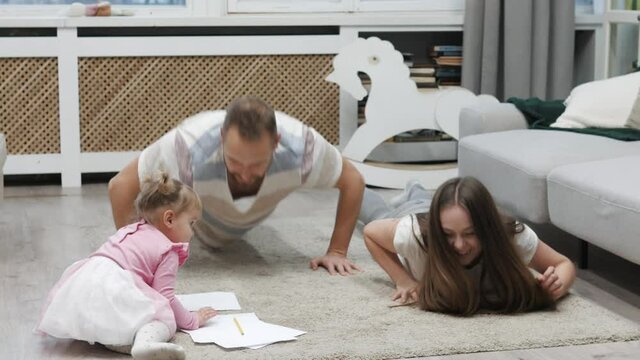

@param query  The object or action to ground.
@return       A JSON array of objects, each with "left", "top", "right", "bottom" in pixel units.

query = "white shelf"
[
  {"left": 0, "top": 13, "right": 464, "bottom": 28},
  {"left": 366, "top": 141, "right": 457, "bottom": 163}
]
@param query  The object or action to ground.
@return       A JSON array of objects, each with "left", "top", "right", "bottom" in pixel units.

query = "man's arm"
[
  {"left": 108, "top": 157, "right": 141, "bottom": 229},
  {"left": 309, "top": 157, "right": 365, "bottom": 275}
]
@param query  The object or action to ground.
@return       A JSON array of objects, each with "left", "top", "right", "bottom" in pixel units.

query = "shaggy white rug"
[{"left": 173, "top": 213, "right": 640, "bottom": 360}]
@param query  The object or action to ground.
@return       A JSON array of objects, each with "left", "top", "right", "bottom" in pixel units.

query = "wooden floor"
[{"left": 1, "top": 183, "right": 639, "bottom": 360}]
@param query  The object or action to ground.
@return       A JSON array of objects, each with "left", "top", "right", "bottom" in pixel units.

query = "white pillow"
[{"left": 551, "top": 71, "right": 640, "bottom": 129}]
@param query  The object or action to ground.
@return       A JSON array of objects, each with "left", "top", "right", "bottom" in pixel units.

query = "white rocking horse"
[{"left": 326, "top": 37, "right": 497, "bottom": 189}]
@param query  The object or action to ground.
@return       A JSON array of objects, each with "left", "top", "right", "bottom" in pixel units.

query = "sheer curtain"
[{"left": 461, "top": 0, "right": 575, "bottom": 101}]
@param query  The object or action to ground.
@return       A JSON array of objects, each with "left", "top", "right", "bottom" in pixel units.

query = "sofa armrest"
[{"left": 459, "top": 103, "right": 528, "bottom": 139}]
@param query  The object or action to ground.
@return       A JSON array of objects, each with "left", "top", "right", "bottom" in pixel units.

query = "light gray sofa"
[{"left": 457, "top": 103, "right": 640, "bottom": 268}]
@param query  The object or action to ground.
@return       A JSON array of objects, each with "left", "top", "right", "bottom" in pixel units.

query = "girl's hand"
[
  {"left": 538, "top": 266, "right": 563, "bottom": 300},
  {"left": 392, "top": 280, "right": 419, "bottom": 305},
  {"left": 196, "top": 307, "right": 218, "bottom": 327}
]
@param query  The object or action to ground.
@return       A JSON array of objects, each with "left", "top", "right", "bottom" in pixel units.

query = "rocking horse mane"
[
  {"left": 335, "top": 37, "right": 415, "bottom": 86},
  {"left": 365, "top": 37, "right": 407, "bottom": 69}
]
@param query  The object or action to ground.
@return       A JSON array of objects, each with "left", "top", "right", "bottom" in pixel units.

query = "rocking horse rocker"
[{"left": 326, "top": 37, "right": 496, "bottom": 189}]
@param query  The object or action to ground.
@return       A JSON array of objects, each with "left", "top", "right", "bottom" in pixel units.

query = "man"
[{"left": 108, "top": 96, "right": 365, "bottom": 275}]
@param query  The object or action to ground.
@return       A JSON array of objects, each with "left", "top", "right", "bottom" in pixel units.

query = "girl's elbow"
[
  {"left": 563, "top": 257, "right": 577, "bottom": 275},
  {"left": 363, "top": 224, "right": 376, "bottom": 243}
]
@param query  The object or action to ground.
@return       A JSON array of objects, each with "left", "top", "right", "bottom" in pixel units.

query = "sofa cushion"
[
  {"left": 548, "top": 155, "right": 640, "bottom": 265},
  {"left": 458, "top": 129, "right": 640, "bottom": 223},
  {"left": 552, "top": 71, "right": 640, "bottom": 129}
]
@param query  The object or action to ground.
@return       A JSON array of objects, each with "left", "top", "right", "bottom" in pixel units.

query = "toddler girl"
[{"left": 37, "top": 173, "right": 217, "bottom": 359}]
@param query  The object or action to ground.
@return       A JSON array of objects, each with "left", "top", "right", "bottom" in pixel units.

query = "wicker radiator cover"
[
  {"left": 79, "top": 55, "right": 339, "bottom": 152},
  {"left": 0, "top": 58, "right": 60, "bottom": 154}
]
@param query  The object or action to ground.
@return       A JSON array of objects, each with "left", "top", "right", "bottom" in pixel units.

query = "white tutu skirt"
[{"left": 37, "top": 256, "right": 175, "bottom": 346}]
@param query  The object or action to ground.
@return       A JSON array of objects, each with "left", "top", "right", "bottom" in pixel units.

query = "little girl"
[
  {"left": 361, "top": 176, "right": 576, "bottom": 316},
  {"left": 37, "top": 173, "right": 218, "bottom": 359}
]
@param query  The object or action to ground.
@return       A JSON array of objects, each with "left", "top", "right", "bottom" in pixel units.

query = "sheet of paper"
[
  {"left": 246, "top": 322, "right": 308, "bottom": 350},
  {"left": 176, "top": 292, "right": 241, "bottom": 311},
  {"left": 182, "top": 313, "right": 305, "bottom": 349}
]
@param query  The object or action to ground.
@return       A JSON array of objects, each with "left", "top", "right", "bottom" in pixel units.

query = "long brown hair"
[{"left": 416, "top": 177, "right": 554, "bottom": 316}]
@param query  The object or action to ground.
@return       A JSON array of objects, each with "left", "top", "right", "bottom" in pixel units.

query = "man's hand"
[
  {"left": 537, "top": 266, "right": 564, "bottom": 300},
  {"left": 392, "top": 280, "right": 419, "bottom": 305},
  {"left": 310, "top": 251, "right": 363, "bottom": 276}
]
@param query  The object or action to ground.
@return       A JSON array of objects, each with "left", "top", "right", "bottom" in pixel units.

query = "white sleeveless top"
[{"left": 393, "top": 214, "right": 539, "bottom": 280}]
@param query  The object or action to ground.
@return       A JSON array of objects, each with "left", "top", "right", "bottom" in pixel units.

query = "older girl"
[
  {"left": 37, "top": 173, "right": 217, "bottom": 359},
  {"left": 361, "top": 176, "right": 576, "bottom": 316}
]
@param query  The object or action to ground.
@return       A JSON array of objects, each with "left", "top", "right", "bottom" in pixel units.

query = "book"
[
  {"left": 431, "top": 45, "right": 462, "bottom": 52},
  {"left": 438, "top": 80, "right": 461, "bottom": 86},
  {"left": 430, "top": 50, "right": 463, "bottom": 57},
  {"left": 411, "top": 76, "right": 436, "bottom": 84},
  {"left": 417, "top": 83, "right": 439, "bottom": 89},
  {"left": 438, "top": 84, "right": 463, "bottom": 90},
  {"left": 435, "top": 68, "right": 461, "bottom": 77},
  {"left": 410, "top": 67, "right": 436, "bottom": 76},
  {"left": 434, "top": 56, "right": 462, "bottom": 66}
]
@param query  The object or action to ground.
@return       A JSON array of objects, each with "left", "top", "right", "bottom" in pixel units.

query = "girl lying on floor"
[{"left": 360, "top": 176, "right": 576, "bottom": 316}]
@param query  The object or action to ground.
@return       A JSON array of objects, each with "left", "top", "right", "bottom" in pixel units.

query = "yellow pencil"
[{"left": 233, "top": 317, "right": 245, "bottom": 336}]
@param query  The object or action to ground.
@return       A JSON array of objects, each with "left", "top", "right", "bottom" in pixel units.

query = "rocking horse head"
[{"left": 326, "top": 37, "right": 410, "bottom": 101}]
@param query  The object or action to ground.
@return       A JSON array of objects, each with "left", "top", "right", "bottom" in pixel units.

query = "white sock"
[{"left": 131, "top": 321, "right": 185, "bottom": 360}]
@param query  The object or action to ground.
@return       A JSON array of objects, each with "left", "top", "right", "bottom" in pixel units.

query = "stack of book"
[
  {"left": 410, "top": 64, "right": 437, "bottom": 93},
  {"left": 430, "top": 45, "right": 462, "bottom": 87}
]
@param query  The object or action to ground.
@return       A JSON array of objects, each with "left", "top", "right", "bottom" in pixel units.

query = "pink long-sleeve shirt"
[{"left": 91, "top": 220, "right": 199, "bottom": 331}]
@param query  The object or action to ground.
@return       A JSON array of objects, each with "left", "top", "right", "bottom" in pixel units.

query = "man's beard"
[{"left": 230, "top": 172, "right": 263, "bottom": 189}]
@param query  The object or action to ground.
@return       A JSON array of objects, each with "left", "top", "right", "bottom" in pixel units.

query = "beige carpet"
[{"left": 173, "top": 214, "right": 640, "bottom": 360}]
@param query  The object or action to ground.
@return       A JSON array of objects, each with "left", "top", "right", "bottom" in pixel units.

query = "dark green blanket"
[{"left": 507, "top": 97, "right": 640, "bottom": 141}]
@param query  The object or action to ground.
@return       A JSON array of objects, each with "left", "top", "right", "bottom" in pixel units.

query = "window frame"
[
  {"left": 227, "top": 0, "right": 352, "bottom": 14},
  {"left": 0, "top": 0, "right": 201, "bottom": 17},
  {"left": 226, "top": 0, "right": 465, "bottom": 14},
  {"left": 354, "top": 0, "right": 464, "bottom": 12}
]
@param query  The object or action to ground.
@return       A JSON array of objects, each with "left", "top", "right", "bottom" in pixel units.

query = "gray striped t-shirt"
[{"left": 138, "top": 110, "right": 343, "bottom": 245}]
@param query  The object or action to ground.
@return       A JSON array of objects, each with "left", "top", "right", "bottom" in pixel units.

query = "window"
[
  {"left": 228, "top": 0, "right": 351, "bottom": 13},
  {"left": 355, "top": 0, "right": 464, "bottom": 12},
  {"left": 0, "top": 0, "right": 195, "bottom": 16},
  {"left": 0, "top": 0, "right": 184, "bottom": 4},
  {"left": 227, "top": 0, "right": 464, "bottom": 13}
]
